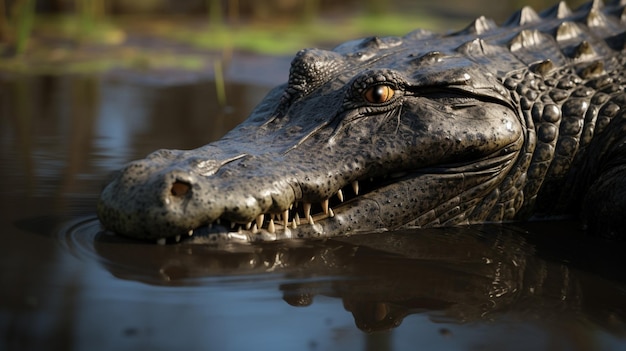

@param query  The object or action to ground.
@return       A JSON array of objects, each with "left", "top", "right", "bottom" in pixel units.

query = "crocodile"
[{"left": 98, "top": 0, "right": 626, "bottom": 244}]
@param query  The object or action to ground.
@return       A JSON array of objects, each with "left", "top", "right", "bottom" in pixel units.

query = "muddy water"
[{"left": 1, "top": 67, "right": 626, "bottom": 351}]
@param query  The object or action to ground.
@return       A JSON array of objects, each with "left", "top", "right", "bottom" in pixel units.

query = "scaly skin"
[{"left": 98, "top": 0, "right": 626, "bottom": 243}]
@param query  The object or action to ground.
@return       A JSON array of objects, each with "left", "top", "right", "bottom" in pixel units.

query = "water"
[{"left": 1, "top": 66, "right": 626, "bottom": 350}]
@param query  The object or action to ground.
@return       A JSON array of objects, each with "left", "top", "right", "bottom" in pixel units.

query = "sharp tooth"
[
  {"left": 252, "top": 223, "right": 259, "bottom": 233},
  {"left": 230, "top": 222, "right": 236, "bottom": 229},
  {"left": 283, "top": 210, "right": 289, "bottom": 225},
  {"left": 175, "top": 235, "right": 181, "bottom": 242},
  {"left": 294, "top": 213, "right": 301, "bottom": 225},
  {"left": 256, "top": 214, "right": 264, "bottom": 228},
  {"left": 246, "top": 222, "right": 252, "bottom": 230},
  {"left": 337, "top": 189, "right": 344, "bottom": 202},
  {"left": 329, "top": 207, "right": 335, "bottom": 217},
  {"left": 352, "top": 180, "right": 359, "bottom": 195},
  {"left": 188, "top": 229, "right": 193, "bottom": 236},
  {"left": 289, "top": 203, "right": 293, "bottom": 210},
  {"left": 156, "top": 238, "right": 166, "bottom": 245},
  {"left": 291, "top": 219, "right": 297, "bottom": 229},
  {"left": 304, "top": 203, "right": 311, "bottom": 220},
  {"left": 321, "top": 199, "right": 329, "bottom": 214},
  {"left": 308, "top": 215, "right": 315, "bottom": 225},
  {"left": 268, "top": 219, "right": 275, "bottom": 234}
]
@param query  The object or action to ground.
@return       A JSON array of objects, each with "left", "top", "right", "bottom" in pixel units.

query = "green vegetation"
[
  {"left": 1, "top": 0, "right": 36, "bottom": 55},
  {"left": 0, "top": 1, "right": 459, "bottom": 75},
  {"left": 213, "top": 59, "right": 226, "bottom": 106},
  {"left": 167, "top": 12, "right": 446, "bottom": 56}
]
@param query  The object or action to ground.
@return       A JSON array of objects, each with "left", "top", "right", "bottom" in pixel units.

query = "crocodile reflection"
[{"left": 94, "top": 224, "right": 626, "bottom": 333}]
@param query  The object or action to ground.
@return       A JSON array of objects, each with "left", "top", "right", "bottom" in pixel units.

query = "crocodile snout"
[{"left": 98, "top": 151, "right": 302, "bottom": 241}]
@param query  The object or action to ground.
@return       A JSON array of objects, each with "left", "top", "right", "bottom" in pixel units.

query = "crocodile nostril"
[{"left": 171, "top": 180, "right": 191, "bottom": 197}]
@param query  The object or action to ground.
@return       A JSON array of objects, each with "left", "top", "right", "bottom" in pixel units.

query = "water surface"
[{"left": 1, "top": 67, "right": 625, "bottom": 351}]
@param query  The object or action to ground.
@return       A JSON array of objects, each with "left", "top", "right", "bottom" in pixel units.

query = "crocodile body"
[{"left": 98, "top": 1, "right": 626, "bottom": 243}]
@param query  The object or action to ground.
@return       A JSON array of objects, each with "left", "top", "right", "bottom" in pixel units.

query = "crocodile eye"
[{"left": 363, "top": 85, "right": 395, "bottom": 104}]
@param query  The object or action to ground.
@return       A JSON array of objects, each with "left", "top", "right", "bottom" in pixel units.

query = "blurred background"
[
  {"left": 0, "top": 0, "right": 588, "bottom": 75},
  {"left": 3, "top": 2, "right": 626, "bottom": 351}
]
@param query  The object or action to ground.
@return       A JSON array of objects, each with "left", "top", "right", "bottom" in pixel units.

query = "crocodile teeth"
[
  {"left": 195, "top": 176, "right": 378, "bottom": 240},
  {"left": 162, "top": 162, "right": 421, "bottom": 244},
  {"left": 337, "top": 189, "right": 344, "bottom": 202},
  {"left": 256, "top": 214, "right": 264, "bottom": 228},
  {"left": 283, "top": 210, "right": 289, "bottom": 225},
  {"left": 352, "top": 180, "right": 359, "bottom": 195},
  {"left": 268, "top": 219, "right": 275, "bottom": 234},
  {"left": 303, "top": 203, "right": 312, "bottom": 221},
  {"left": 321, "top": 199, "right": 329, "bottom": 214}
]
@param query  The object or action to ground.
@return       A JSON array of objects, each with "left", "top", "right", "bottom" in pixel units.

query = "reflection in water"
[
  {"left": 0, "top": 75, "right": 283, "bottom": 350},
  {"left": 74, "top": 220, "right": 626, "bottom": 335},
  {"left": 3, "top": 74, "right": 626, "bottom": 350}
]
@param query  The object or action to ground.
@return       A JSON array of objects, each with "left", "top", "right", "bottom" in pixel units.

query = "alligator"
[{"left": 98, "top": 0, "right": 626, "bottom": 244}]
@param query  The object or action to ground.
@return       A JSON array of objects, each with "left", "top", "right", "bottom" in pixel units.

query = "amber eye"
[{"left": 363, "top": 85, "right": 395, "bottom": 104}]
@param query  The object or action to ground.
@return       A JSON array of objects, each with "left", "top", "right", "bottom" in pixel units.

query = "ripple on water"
[
  {"left": 56, "top": 216, "right": 110, "bottom": 262},
  {"left": 55, "top": 216, "right": 303, "bottom": 286},
  {"left": 54, "top": 217, "right": 626, "bottom": 336}
]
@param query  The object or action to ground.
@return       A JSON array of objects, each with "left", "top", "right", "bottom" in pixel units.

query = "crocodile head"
[{"left": 98, "top": 35, "right": 525, "bottom": 243}]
